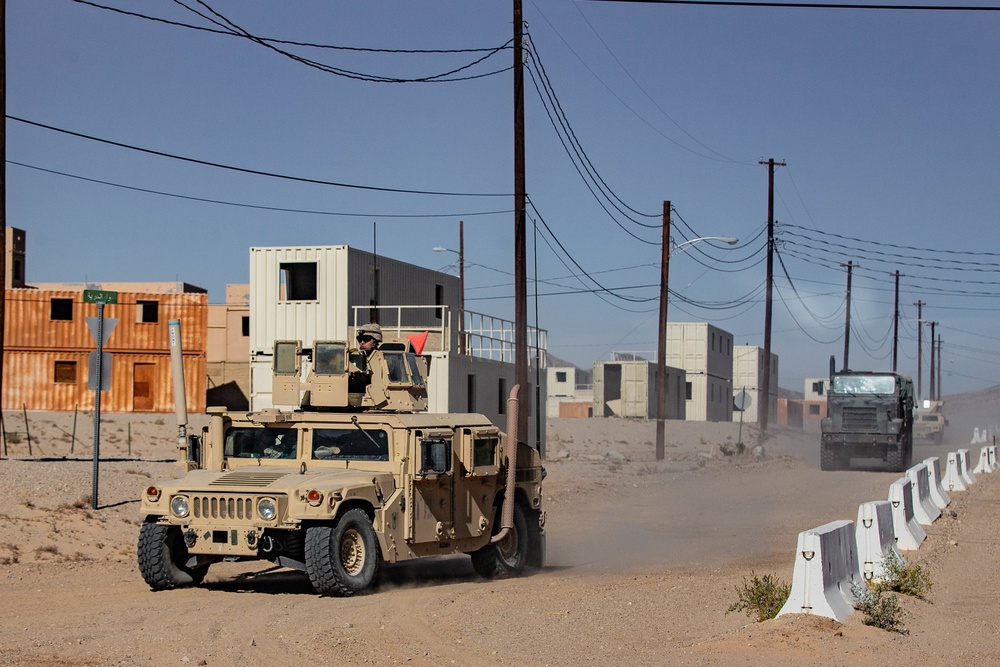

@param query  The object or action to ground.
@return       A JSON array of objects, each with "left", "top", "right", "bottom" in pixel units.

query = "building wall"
[
  {"left": 3, "top": 288, "right": 206, "bottom": 412},
  {"left": 804, "top": 378, "right": 828, "bottom": 402},
  {"left": 777, "top": 399, "right": 804, "bottom": 429},
  {"left": 593, "top": 360, "right": 685, "bottom": 420},
  {"left": 732, "top": 345, "right": 779, "bottom": 424},
  {"left": 666, "top": 322, "right": 733, "bottom": 422}
]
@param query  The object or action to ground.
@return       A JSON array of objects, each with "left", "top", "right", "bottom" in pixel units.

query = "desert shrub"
[
  {"left": 154, "top": 418, "right": 165, "bottom": 426},
  {"left": 726, "top": 571, "right": 791, "bottom": 622},
  {"left": 7, "top": 432, "right": 21, "bottom": 444},
  {"left": 0, "top": 543, "right": 21, "bottom": 565},
  {"left": 34, "top": 544, "right": 60, "bottom": 558},
  {"left": 852, "top": 581, "right": 908, "bottom": 634},
  {"left": 875, "top": 551, "right": 932, "bottom": 599}
]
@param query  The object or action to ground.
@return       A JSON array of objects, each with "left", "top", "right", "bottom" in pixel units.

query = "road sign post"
[{"left": 84, "top": 290, "right": 118, "bottom": 510}]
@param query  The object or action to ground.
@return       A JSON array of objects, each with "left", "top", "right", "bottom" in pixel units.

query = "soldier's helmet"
[{"left": 356, "top": 323, "right": 383, "bottom": 343}]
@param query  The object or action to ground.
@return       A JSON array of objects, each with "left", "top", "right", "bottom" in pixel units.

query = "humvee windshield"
[
  {"left": 225, "top": 427, "right": 299, "bottom": 459},
  {"left": 383, "top": 351, "right": 425, "bottom": 385},
  {"left": 312, "top": 428, "right": 389, "bottom": 461},
  {"left": 832, "top": 375, "right": 896, "bottom": 395}
]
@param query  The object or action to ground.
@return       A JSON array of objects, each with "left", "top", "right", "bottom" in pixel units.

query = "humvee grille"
[
  {"left": 842, "top": 407, "right": 878, "bottom": 432},
  {"left": 209, "top": 470, "right": 289, "bottom": 487},
  {"left": 192, "top": 495, "right": 257, "bottom": 521}
]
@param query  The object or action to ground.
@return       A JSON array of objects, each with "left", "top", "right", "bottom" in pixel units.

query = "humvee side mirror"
[{"left": 418, "top": 438, "right": 451, "bottom": 475}]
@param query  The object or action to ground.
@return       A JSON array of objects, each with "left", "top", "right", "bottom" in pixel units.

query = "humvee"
[
  {"left": 820, "top": 369, "right": 914, "bottom": 472},
  {"left": 913, "top": 400, "right": 947, "bottom": 445},
  {"left": 138, "top": 339, "right": 545, "bottom": 596}
]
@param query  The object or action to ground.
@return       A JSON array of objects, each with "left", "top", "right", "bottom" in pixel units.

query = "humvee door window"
[
  {"left": 419, "top": 438, "right": 451, "bottom": 474},
  {"left": 314, "top": 342, "right": 347, "bottom": 375},
  {"left": 473, "top": 438, "right": 498, "bottom": 468},
  {"left": 384, "top": 352, "right": 408, "bottom": 383},
  {"left": 313, "top": 428, "right": 389, "bottom": 461},
  {"left": 225, "top": 427, "right": 298, "bottom": 459}
]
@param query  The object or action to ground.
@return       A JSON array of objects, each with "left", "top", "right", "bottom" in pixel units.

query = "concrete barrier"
[
  {"left": 972, "top": 427, "right": 983, "bottom": 445},
  {"left": 777, "top": 520, "right": 861, "bottom": 622},
  {"left": 974, "top": 446, "right": 994, "bottom": 474},
  {"left": 990, "top": 445, "right": 998, "bottom": 471},
  {"left": 888, "top": 477, "right": 926, "bottom": 551},
  {"left": 856, "top": 501, "right": 905, "bottom": 583},
  {"left": 943, "top": 452, "right": 969, "bottom": 492},
  {"left": 923, "top": 456, "right": 951, "bottom": 509},
  {"left": 906, "top": 463, "right": 941, "bottom": 526},
  {"left": 959, "top": 448, "right": 976, "bottom": 485}
]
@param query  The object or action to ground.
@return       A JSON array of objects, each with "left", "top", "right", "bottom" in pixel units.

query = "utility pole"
[
  {"left": 914, "top": 300, "right": 923, "bottom": 402},
  {"left": 759, "top": 158, "right": 784, "bottom": 432},
  {"left": 892, "top": 271, "right": 900, "bottom": 372},
  {"left": 0, "top": 0, "right": 7, "bottom": 416},
  {"left": 458, "top": 220, "right": 466, "bottom": 355},
  {"left": 937, "top": 335, "right": 942, "bottom": 400},
  {"left": 929, "top": 321, "right": 937, "bottom": 402},
  {"left": 513, "top": 0, "right": 529, "bottom": 445},
  {"left": 841, "top": 262, "right": 858, "bottom": 371},
  {"left": 655, "top": 201, "right": 671, "bottom": 461}
]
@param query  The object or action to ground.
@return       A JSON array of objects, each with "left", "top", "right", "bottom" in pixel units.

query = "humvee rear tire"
[
  {"left": 137, "top": 520, "right": 207, "bottom": 590},
  {"left": 471, "top": 502, "right": 528, "bottom": 578},
  {"left": 305, "top": 509, "right": 381, "bottom": 597}
]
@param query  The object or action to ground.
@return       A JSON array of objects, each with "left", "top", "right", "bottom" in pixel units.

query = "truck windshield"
[
  {"left": 832, "top": 375, "right": 896, "bottom": 395},
  {"left": 312, "top": 428, "right": 389, "bottom": 461},
  {"left": 225, "top": 427, "right": 298, "bottom": 459}
]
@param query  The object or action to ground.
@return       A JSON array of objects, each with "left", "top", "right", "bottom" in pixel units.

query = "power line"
[
  {"left": 588, "top": 0, "right": 1000, "bottom": 11},
  {"left": 9, "top": 116, "right": 511, "bottom": 198}
]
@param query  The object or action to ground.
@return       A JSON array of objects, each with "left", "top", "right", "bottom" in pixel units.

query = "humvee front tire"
[
  {"left": 305, "top": 509, "right": 381, "bottom": 596},
  {"left": 137, "top": 520, "right": 208, "bottom": 590},
  {"left": 471, "top": 501, "right": 528, "bottom": 578}
]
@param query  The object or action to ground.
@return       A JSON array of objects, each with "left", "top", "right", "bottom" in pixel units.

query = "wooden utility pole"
[
  {"left": 758, "top": 158, "right": 784, "bottom": 432},
  {"left": 937, "top": 335, "right": 942, "bottom": 399},
  {"left": 914, "top": 300, "right": 924, "bottom": 402},
  {"left": 892, "top": 271, "right": 900, "bottom": 372},
  {"left": 655, "top": 201, "right": 671, "bottom": 461},
  {"left": 513, "top": 0, "right": 529, "bottom": 445},
  {"left": 458, "top": 220, "right": 466, "bottom": 355},
  {"left": 0, "top": 0, "right": 7, "bottom": 415},
  {"left": 841, "top": 262, "right": 858, "bottom": 371},
  {"left": 929, "top": 321, "right": 937, "bottom": 401}
]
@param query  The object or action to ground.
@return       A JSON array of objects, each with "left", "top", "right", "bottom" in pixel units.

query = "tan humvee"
[
  {"left": 913, "top": 400, "right": 947, "bottom": 445},
  {"left": 138, "top": 339, "right": 545, "bottom": 596}
]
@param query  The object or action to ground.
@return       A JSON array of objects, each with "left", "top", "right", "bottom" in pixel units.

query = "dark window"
[
  {"left": 12, "top": 259, "right": 22, "bottom": 282},
  {"left": 473, "top": 437, "right": 498, "bottom": 468},
  {"left": 279, "top": 262, "right": 318, "bottom": 301},
  {"left": 809, "top": 404, "right": 821, "bottom": 416},
  {"left": 467, "top": 374, "right": 476, "bottom": 412},
  {"left": 137, "top": 300, "right": 159, "bottom": 323},
  {"left": 685, "top": 382, "right": 692, "bottom": 401},
  {"left": 435, "top": 283, "right": 444, "bottom": 320},
  {"left": 241, "top": 316, "right": 250, "bottom": 337},
  {"left": 50, "top": 298, "right": 73, "bottom": 321},
  {"left": 224, "top": 427, "right": 298, "bottom": 459},
  {"left": 812, "top": 381, "right": 825, "bottom": 396},
  {"left": 54, "top": 361, "right": 77, "bottom": 384},
  {"left": 313, "top": 428, "right": 389, "bottom": 461},
  {"left": 556, "top": 371, "right": 567, "bottom": 383},
  {"left": 498, "top": 378, "right": 507, "bottom": 415}
]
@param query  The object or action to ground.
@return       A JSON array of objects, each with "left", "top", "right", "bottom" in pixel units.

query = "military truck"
[
  {"left": 138, "top": 338, "right": 545, "bottom": 596},
  {"left": 820, "top": 370, "right": 914, "bottom": 472},
  {"left": 913, "top": 400, "right": 947, "bottom": 445}
]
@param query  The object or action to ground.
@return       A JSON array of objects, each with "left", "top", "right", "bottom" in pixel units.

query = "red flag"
[{"left": 407, "top": 331, "right": 429, "bottom": 355}]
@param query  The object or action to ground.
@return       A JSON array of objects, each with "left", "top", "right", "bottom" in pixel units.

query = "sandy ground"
[{"left": 0, "top": 390, "right": 999, "bottom": 667}]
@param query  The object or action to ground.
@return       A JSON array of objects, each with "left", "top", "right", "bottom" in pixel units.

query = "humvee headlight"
[
  {"left": 257, "top": 498, "right": 277, "bottom": 521},
  {"left": 170, "top": 495, "right": 189, "bottom": 518}
]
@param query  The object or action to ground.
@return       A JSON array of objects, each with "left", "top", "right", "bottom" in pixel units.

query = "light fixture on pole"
[
  {"left": 433, "top": 229, "right": 466, "bottom": 355},
  {"left": 655, "top": 204, "right": 738, "bottom": 462}
]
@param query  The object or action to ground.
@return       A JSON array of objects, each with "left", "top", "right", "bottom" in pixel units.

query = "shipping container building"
[{"left": 732, "top": 345, "right": 779, "bottom": 424}]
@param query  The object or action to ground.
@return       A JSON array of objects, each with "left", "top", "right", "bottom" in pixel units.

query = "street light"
[
  {"left": 433, "top": 222, "right": 465, "bottom": 354},
  {"left": 655, "top": 204, "right": 738, "bottom": 461}
]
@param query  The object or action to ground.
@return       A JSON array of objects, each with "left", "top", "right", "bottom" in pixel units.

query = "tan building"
[
  {"left": 665, "top": 322, "right": 733, "bottom": 422},
  {"left": 207, "top": 284, "right": 250, "bottom": 409},
  {"left": 592, "top": 358, "right": 686, "bottom": 419},
  {"left": 3, "top": 282, "right": 207, "bottom": 413},
  {"left": 732, "top": 345, "right": 779, "bottom": 424}
]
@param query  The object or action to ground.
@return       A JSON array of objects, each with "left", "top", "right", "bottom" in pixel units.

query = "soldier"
[{"left": 350, "top": 323, "right": 382, "bottom": 393}]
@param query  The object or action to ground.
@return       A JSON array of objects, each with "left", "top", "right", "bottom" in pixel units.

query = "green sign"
[{"left": 83, "top": 289, "right": 119, "bottom": 304}]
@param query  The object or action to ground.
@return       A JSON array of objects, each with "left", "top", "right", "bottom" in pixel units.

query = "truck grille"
[
  {"left": 192, "top": 495, "right": 257, "bottom": 521},
  {"left": 842, "top": 407, "right": 878, "bottom": 432}
]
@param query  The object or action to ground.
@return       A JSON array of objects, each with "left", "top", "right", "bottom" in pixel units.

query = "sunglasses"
[{"left": 357, "top": 335, "right": 375, "bottom": 342}]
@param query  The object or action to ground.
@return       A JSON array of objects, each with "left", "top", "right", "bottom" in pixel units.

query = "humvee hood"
[{"left": 163, "top": 467, "right": 391, "bottom": 492}]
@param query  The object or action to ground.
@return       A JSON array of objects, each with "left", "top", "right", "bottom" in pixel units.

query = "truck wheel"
[
  {"left": 137, "top": 520, "right": 207, "bottom": 591},
  {"left": 471, "top": 502, "right": 528, "bottom": 578},
  {"left": 820, "top": 444, "right": 838, "bottom": 471},
  {"left": 526, "top": 508, "right": 546, "bottom": 569},
  {"left": 305, "top": 509, "right": 381, "bottom": 597},
  {"left": 886, "top": 442, "right": 905, "bottom": 472}
]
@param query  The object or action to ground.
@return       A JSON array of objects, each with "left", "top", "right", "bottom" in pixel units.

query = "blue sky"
[{"left": 8, "top": 0, "right": 999, "bottom": 396}]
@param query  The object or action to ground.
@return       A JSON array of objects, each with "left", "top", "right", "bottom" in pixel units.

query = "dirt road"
[{"left": 1, "top": 408, "right": 998, "bottom": 666}]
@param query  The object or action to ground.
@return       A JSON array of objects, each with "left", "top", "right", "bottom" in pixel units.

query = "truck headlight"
[
  {"left": 257, "top": 498, "right": 277, "bottom": 521},
  {"left": 170, "top": 495, "right": 189, "bottom": 518}
]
